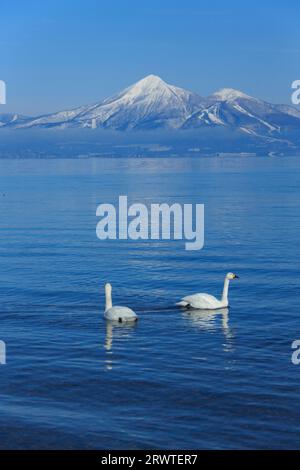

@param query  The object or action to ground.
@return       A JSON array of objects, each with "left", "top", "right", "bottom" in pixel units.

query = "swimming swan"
[
  {"left": 177, "top": 272, "right": 239, "bottom": 310},
  {"left": 104, "top": 283, "right": 138, "bottom": 322}
]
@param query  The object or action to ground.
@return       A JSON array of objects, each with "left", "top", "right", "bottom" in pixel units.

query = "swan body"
[
  {"left": 177, "top": 272, "right": 239, "bottom": 310},
  {"left": 178, "top": 293, "right": 225, "bottom": 310},
  {"left": 104, "top": 283, "right": 137, "bottom": 323}
]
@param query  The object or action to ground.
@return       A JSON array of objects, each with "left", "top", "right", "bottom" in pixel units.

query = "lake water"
[{"left": 0, "top": 156, "right": 299, "bottom": 449}]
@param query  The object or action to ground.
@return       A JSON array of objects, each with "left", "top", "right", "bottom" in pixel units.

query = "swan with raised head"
[
  {"left": 177, "top": 272, "right": 239, "bottom": 310},
  {"left": 104, "top": 283, "right": 138, "bottom": 322}
]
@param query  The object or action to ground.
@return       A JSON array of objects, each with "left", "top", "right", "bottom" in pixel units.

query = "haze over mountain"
[{"left": 1, "top": 75, "right": 300, "bottom": 151}]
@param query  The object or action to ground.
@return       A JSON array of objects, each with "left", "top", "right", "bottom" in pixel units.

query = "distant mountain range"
[{"left": 1, "top": 74, "right": 300, "bottom": 153}]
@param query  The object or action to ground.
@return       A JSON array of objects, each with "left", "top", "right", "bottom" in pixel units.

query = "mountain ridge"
[{"left": 2, "top": 75, "right": 300, "bottom": 147}]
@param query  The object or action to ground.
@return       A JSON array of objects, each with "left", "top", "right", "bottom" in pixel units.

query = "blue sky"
[{"left": 1, "top": 0, "right": 299, "bottom": 115}]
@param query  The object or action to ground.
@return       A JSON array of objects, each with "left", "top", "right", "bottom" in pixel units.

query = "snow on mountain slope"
[
  {"left": 4, "top": 78, "right": 300, "bottom": 143},
  {"left": 16, "top": 106, "right": 94, "bottom": 129},
  {"left": 183, "top": 87, "right": 300, "bottom": 137},
  {"left": 0, "top": 113, "right": 29, "bottom": 127},
  {"left": 15, "top": 75, "right": 205, "bottom": 130},
  {"left": 209, "top": 88, "right": 274, "bottom": 123},
  {"left": 182, "top": 99, "right": 279, "bottom": 135},
  {"left": 211, "top": 88, "right": 253, "bottom": 102},
  {"left": 76, "top": 75, "right": 205, "bottom": 130},
  {"left": 182, "top": 102, "right": 226, "bottom": 129}
]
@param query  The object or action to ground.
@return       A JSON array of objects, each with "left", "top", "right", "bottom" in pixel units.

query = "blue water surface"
[{"left": 0, "top": 156, "right": 299, "bottom": 449}]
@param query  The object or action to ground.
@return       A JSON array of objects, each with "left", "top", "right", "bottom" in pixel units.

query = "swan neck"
[
  {"left": 105, "top": 287, "right": 112, "bottom": 311},
  {"left": 222, "top": 277, "right": 230, "bottom": 304}
]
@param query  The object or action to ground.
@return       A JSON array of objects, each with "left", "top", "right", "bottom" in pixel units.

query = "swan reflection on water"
[
  {"left": 181, "top": 307, "right": 234, "bottom": 347},
  {"left": 104, "top": 320, "right": 137, "bottom": 370}
]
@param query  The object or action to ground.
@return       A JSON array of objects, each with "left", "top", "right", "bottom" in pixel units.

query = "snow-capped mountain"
[
  {"left": 0, "top": 113, "right": 28, "bottom": 127},
  {"left": 183, "top": 87, "right": 300, "bottom": 138},
  {"left": 13, "top": 75, "right": 205, "bottom": 130},
  {"left": 3, "top": 75, "right": 300, "bottom": 145}
]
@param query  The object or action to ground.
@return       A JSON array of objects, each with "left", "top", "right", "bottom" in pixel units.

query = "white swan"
[
  {"left": 104, "top": 283, "right": 138, "bottom": 322},
  {"left": 177, "top": 272, "right": 239, "bottom": 310}
]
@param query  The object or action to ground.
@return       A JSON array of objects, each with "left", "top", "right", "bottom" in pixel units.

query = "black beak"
[{"left": 234, "top": 275, "right": 239, "bottom": 279}]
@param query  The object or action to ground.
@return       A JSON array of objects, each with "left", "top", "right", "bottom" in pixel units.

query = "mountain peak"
[
  {"left": 212, "top": 88, "right": 253, "bottom": 102},
  {"left": 128, "top": 74, "right": 169, "bottom": 95},
  {"left": 139, "top": 74, "right": 164, "bottom": 84}
]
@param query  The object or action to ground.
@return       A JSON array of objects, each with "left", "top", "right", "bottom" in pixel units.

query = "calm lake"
[{"left": 0, "top": 156, "right": 299, "bottom": 449}]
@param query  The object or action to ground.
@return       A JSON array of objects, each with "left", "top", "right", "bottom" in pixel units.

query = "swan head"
[
  {"left": 226, "top": 272, "right": 239, "bottom": 280},
  {"left": 105, "top": 283, "right": 112, "bottom": 294}
]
